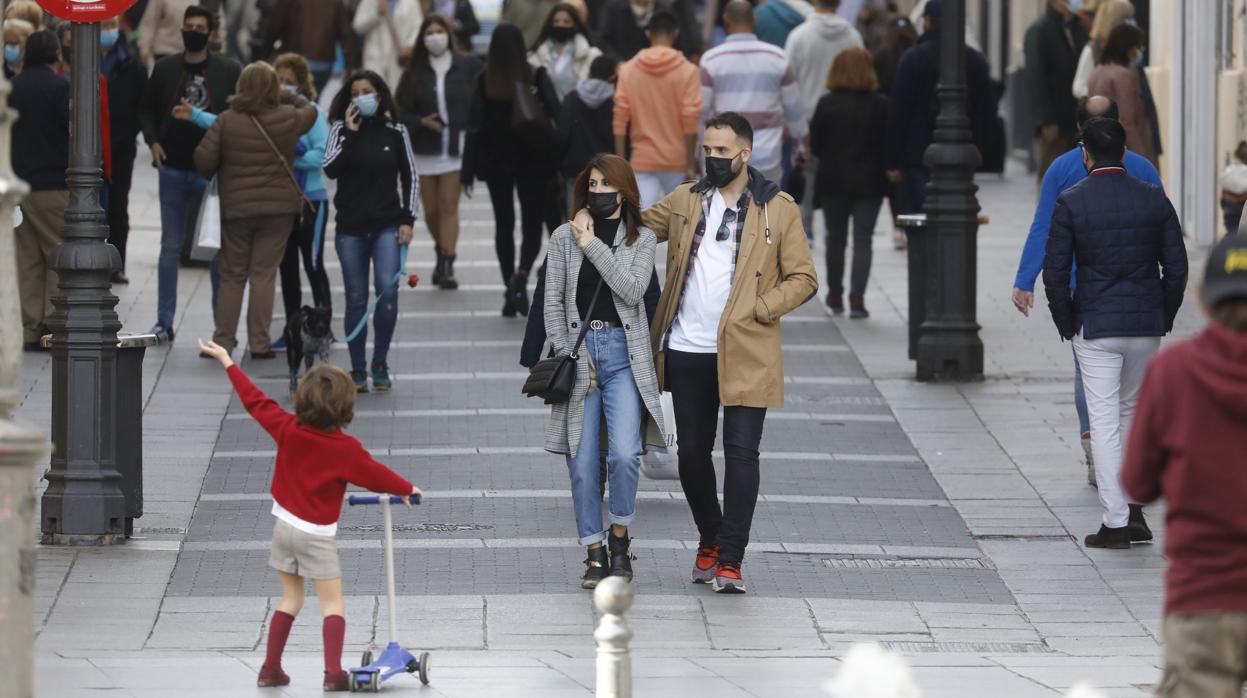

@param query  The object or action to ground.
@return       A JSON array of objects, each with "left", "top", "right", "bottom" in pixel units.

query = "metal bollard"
[{"left": 593, "top": 576, "right": 634, "bottom": 698}]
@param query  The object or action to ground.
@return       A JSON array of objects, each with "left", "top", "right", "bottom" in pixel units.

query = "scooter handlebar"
[{"left": 347, "top": 494, "right": 421, "bottom": 506}]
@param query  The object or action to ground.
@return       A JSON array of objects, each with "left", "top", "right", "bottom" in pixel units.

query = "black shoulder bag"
[{"left": 522, "top": 277, "right": 606, "bottom": 405}]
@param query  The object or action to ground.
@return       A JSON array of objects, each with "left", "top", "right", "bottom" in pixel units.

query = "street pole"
[
  {"left": 0, "top": 67, "right": 45, "bottom": 698},
  {"left": 917, "top": 0, "right": 984, "bottom": 382},
  {"left": 40, "top": 22, "right": 126, "bottom": 545}
]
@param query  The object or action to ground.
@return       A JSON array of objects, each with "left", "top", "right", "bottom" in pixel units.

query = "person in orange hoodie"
[{"left": 612, "top": 9, "right": 701, "bottom": 209}]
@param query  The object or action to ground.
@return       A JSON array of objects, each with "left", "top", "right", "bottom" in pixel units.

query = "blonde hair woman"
[{"left": 1071, "top": 0, "right": 1133, "bottom": 99}]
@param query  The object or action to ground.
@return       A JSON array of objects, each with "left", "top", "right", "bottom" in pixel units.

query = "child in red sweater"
[
  {"left": 198, "top": 339, "right": 422, "bottom": 692},
  {"left": 1121, "top": 235, "right": 1247, "bottom": 698}
]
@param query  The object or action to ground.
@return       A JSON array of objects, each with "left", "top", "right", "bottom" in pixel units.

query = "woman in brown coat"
[
  {"left": 192, "top": 61, "right": 317, "bottom": 357},
  {"left": 1087, "top": 23, "right": 1155, "bottom": 165}
]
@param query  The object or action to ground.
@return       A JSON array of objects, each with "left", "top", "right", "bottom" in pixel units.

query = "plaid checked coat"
[{"left": 543, "top": 220, "right": 666, "bottom": 458}]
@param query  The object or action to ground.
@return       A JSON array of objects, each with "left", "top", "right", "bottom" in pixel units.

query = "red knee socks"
[
  {"left": 262, "top": 611, "right": 295, "bottom": 672},
  {"left": 323, "top": 614, "right": 346, "bottom": 676}
]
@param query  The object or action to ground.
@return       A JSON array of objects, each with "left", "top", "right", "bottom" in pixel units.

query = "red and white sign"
[{"left": 35, "top": 0, "right": 137, "bottom": 23}]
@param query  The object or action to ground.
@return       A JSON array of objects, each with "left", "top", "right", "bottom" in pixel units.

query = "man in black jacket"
[
  {"left": 101, "top": 16, "right": 149, "bottom": 285},
  {"left": 12, "top": 31, "right": 68, "bottom": 352},
  {"left": 137, "top": 5, "right": 240, "bottom": 343},
  {"left": 1025, "top": 0, "right": 1088, "bottom": 182},
  {"left": 554, "top": 55, "right": 617, "bottom": 203},
  {"left": 596, "top": 0, "right": 700, "bottom": 59},
  {"left": 1042, "top": 117, "right": 1187, "bottom": 551}
]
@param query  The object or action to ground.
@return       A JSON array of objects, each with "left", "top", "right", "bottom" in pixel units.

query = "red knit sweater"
[{"left": 228, "top": 365, "right": 413, "bottom": 525}]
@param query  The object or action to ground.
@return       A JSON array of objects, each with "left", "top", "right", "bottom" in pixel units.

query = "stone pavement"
[{"left": 14, "top": 154, "right": 1205, "bottom": 697}]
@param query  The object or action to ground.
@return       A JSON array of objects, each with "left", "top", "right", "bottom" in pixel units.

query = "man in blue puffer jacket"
[{"left": 1042, "top": 117, "right": 1187, "bottom": 551}]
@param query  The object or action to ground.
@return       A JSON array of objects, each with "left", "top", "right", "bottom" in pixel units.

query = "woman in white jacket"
[
  {"left": 527, "top": 3, "right": 601, "bottom": 101},
  {"left": 353, "top": 0, "right": 423, "bottom": 90}
]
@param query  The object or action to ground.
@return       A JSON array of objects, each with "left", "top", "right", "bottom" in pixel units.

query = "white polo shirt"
[{"left": 669, "top": 189, "right": 735, "bottom": 353}]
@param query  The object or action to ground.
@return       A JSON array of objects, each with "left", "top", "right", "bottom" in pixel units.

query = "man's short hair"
[
  {"left": 184, "top": 5, "right": 216, "bottom": 32},
  {"left": 645, "top": 8, "right": 680, "bottom": 35},
  {"left": 1081, "top": 117, "right": 1127, "bottom": 163},
  {"left": 1077, "top": 96, "right": 1119, "bottom": 127},
  {"left": 722, "top": 0, "right": 754, "bottom": 26},
  {"left": 705, "top": 111, "right": 753, "bottom": 147},
  {"left": 589, "top": 54, "right": 618, "bottom": 81},
  {"left": 22, "top": 29, "right": 59, "bottom": 66}
]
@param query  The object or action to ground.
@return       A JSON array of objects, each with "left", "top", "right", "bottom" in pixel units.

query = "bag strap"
[
  {"left": 567, "top": 278, "right": 605, "bottom": 359},
  {"left": 248, "top": 114, "right": 314, "bottom": 211}
]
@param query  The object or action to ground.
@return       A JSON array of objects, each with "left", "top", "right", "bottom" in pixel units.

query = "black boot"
[
  {"left": 608, "top": 531, "right": 634, "bottom": 581},
  {"left": 1128, "top": 504, "right": 1153, "bottom": 543},
  {"left": 1085, "top": 524, "right": 1131, "bottom": 549},
  {"left": 581, "top": 545, "right": 608, "bottom": 589},
  {"left": 432, "top": 249, "right": 445, "bottom": 287},
  {"left": 508, "top": 270, "right": 530, "bottom": 317},
  {"left": 440, "top": 254, "right": 459, "bottom": 290}
]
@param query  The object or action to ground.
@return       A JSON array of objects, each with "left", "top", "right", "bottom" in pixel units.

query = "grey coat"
[{"left": 543, "top": 220, "right": 665, "bottom": 458}]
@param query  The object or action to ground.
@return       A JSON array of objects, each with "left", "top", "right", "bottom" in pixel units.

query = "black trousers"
[
  {"left": 486, "top": 174, "right": 549, "bottom": 283},
  {"left": 665, "top": 349, "right": 767, "bottom": 565},
  {"left": 823, "top": 195, "right": 882, "bottom": 299},
  {"left": 279, "top": 200, "right": 333, "bottom": 320},
  {"left": 106, "top": 143, "right": 137, "bottom": 269}
]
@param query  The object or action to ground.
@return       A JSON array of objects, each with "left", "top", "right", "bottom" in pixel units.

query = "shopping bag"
[
  {"left": 641, "top": 392, "right": 680, "bottom": 480},
  {"left": 189, "top": 177, "right": 221, "bottom": 262}
]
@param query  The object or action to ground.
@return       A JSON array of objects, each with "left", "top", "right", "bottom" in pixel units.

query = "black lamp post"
[
  {"left": 40, "top": 22, "right": 127, "bottom": 545},
  {"left": 917, "top": 0, "right": 984, "bottom": 382}
]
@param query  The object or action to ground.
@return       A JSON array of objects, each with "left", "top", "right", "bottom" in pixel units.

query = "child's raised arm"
[
  {"left": 200, "top": 339, "right": 294, "bottom": 441},
  {"left": 346, "top": 443, "right": 419, "bottom": 502}
]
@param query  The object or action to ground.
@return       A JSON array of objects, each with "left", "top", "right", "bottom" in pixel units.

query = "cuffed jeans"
[
  {"left": 157, "top": 166, "right": 208, "bottom": 329},
  {"left": 823, "top": 195, "right": 882, "bottom": 300},
  {"left": 666, "top": 349, "right": 766, "bottom": 564},
  {"left": 566, "top": 328, "right": 643, "bottom": 546},
  {"left": 335, "top": 228, "right": 400, "bottom": 372},
  {"left": 636, "top": 171, "right": 685, "bottom": 210},
  {"left": 1072, "top": 331, "right": 1160, "bottom": 528}
]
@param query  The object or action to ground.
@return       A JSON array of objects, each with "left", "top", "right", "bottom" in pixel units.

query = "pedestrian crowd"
[{"left": 9, "top": 0, "right": 1247, "bottom": 696}]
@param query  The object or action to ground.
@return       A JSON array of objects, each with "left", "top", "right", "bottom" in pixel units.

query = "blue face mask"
[
  {"left": 1130, "top": 49, "right": 1145, "bottom": 68},
  {"left": 352, "top": 93, "right": 379, "bottom": 118},
  {"left": 1068, "top": 0, "right": 1083, "bottom": 13},
  {"left": 101, "top": 28, "right": 120, "bottom": 49},
  {"left": 4, "top": 44, "right": 20, "bottom": 64}
]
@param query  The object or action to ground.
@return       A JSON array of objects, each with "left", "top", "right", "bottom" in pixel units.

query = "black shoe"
[
  {"left": 581, "top": 546, "right": 608, "bottom": 589},
  {"left": 251, "top": 350, "right": 277, "bottom": 360},
  {"left": 508, "top": 271, "right": 530, "bottom": 317},
  {"left": 1128, "top": 505, "right": 1153, "bottom": 543},
  {"left": 439, "top": 255, "right": 458, "bottom": 290},
  {"left": 502, "top": 294, "right": 517, "bottom": 318},
  {"left": 150, "top": 324, "right": 174, "bottom": 344},
  {"left": 849, "top": 296, "right": 869, "bottom": 319},
  {"left": 608, "top": 531, "right": 634, "bottom": 582},
  {"left": 1085, "top": 525, "right": 1131, "bottom": 549},
  {"left": 432, "top": 249, "right": 445, "bottom": 287},
  {"left": 111, "top": 271, "right": 129, "bottom": 285}
]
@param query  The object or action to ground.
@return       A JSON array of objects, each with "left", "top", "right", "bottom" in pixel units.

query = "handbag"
[
  {"left": 249, "top": 114, "right": 314, "bottom": 220},
  {"left": 511, "top": 69, "right": 554, "bottom": 150},
  {"left": 189, "top": 177, "right": 221, "bottom": 262},
  {"left": 640, "top": 391, "right": 680, "bottom": 480},
  {"left": 522, "top": 277, "right": 606, "bottom": 404}
]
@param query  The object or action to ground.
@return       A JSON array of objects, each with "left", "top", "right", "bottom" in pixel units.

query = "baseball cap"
[
  {"left": 923, "top": 0, "right": 942, "bottom": 19},
  {"left": 1204, "top": 234, "right": 1247, "bottom": 305}
]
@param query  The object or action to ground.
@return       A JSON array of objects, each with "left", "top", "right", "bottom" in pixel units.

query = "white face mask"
[
  {"left": 425, "top": 33, "right": 449, "bottom": 56},
  {"left": 630, "top": 2, "right": 650, "bottom": 19},
  {"left": 280, "top": 83, "right": 299, "bottom": 95}
]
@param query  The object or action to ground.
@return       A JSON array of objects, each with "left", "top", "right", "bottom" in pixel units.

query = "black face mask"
[
  {"left": 549, "top": 25, "right": 576, "bottom": 43},
  {"left": 704, "top": 152, "right": 742, "bottom": 189},
  {"left": 587, "top": 191, "right": 620, "bottom": 219},
  {"left": 182, "top": 29, "right": 209, "bottom": 53}
]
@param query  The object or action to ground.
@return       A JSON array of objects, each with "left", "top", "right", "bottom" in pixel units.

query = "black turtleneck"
[{"left": 575, "top": 216, "right": 622, "bottom": 324}]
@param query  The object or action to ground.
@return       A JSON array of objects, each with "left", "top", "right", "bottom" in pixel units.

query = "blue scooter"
[{"left": 346, "top": 494, "right": 430, "bottom": 691}]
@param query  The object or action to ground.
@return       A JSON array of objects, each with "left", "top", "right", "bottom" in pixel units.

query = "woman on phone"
[
  {"left": 323, "top": 70, "right": 420, "bottom": 393},
  {"left": 544, "top": 153, "right": 664, "bottom": 589},
  {"left": 395, "top": 15, "right": 481, "bottom": 290}
]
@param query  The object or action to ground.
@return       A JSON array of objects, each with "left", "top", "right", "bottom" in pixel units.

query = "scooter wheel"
[
  {"left": 361, "top": 650, "right": 373, "bottom": 667},
  {"left": 349, "top": 674, "right": 362, "bottom": 692},
  {"left": 370, "top": 672, "right": 381, "bottom": 692},
  {"left": 418, "top": 652, "right": 431, "bottom": 685}
]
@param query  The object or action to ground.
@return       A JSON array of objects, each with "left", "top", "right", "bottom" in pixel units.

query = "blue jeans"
[
  {"left": 157, "top": 167, "right": 208, "bottom": 328},
  {"left": 1073, "top": 347, "right": 1090, "bottom": 435},
  {"left": 566, "top": 328, "right": 643, "bottom": 546},
  {"left": 335, "top": 228, "right": 400, "bottom": 372}
]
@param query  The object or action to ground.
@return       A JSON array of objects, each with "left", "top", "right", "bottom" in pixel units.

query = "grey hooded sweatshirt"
[{"left": 784, "top": 12, "right": 864, "bottom": 121}]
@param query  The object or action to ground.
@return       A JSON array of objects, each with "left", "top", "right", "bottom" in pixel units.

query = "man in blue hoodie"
[{"left": 1012, "top": 95, "right": 1162, "bottom": 486}]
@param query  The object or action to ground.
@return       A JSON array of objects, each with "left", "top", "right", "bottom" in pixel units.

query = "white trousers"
[
  {"left": 636, "top": 171, "right": 686, "bottom": 210},
  {"left": 1072, "top": 332, "right": 1161, "bottom": 528}
]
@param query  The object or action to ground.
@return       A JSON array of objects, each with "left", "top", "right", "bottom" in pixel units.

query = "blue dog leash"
[{"left": 343, "top": 244, "right": 409, "bottom": 343}]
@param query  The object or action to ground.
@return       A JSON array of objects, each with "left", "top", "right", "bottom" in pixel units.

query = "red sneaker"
[
  {"left": 323, "top": 671, "right": 351, "bottom": 692},
  {"left": 256, "top": 666, "right": 290, "bottom": 688},
  {"left": 713, "top": 561, "right": 747, "bottom": 594},
  {"left": 691, "top": 542, "right": 719, "bottom": 584}
]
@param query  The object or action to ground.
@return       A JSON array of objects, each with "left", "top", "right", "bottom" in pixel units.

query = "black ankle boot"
[
  {"left": 432, "top": 249, "right": 445, "bottom": 287},
  {"left": 1085, "top": 524, "right": 1131, "bottom": 549},
  {"left": 439, "top": 254, "right": 458, "bottom": 290},
  {"left": 608, "top": 531, "right": 634, "bottom": 581},
  {"left": 1128, "top": 504, "right": 1153, "bottom": 542},
  {"left": 582, "top": 545, "right": 608, "bottom": 589},
  {"left": 508, "top": 270, "right": 530, "bottom": 317}
]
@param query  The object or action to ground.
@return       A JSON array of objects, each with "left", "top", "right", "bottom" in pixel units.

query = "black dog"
[{"left": 284, "top": 305, "right": 333, "bottom": 392}]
